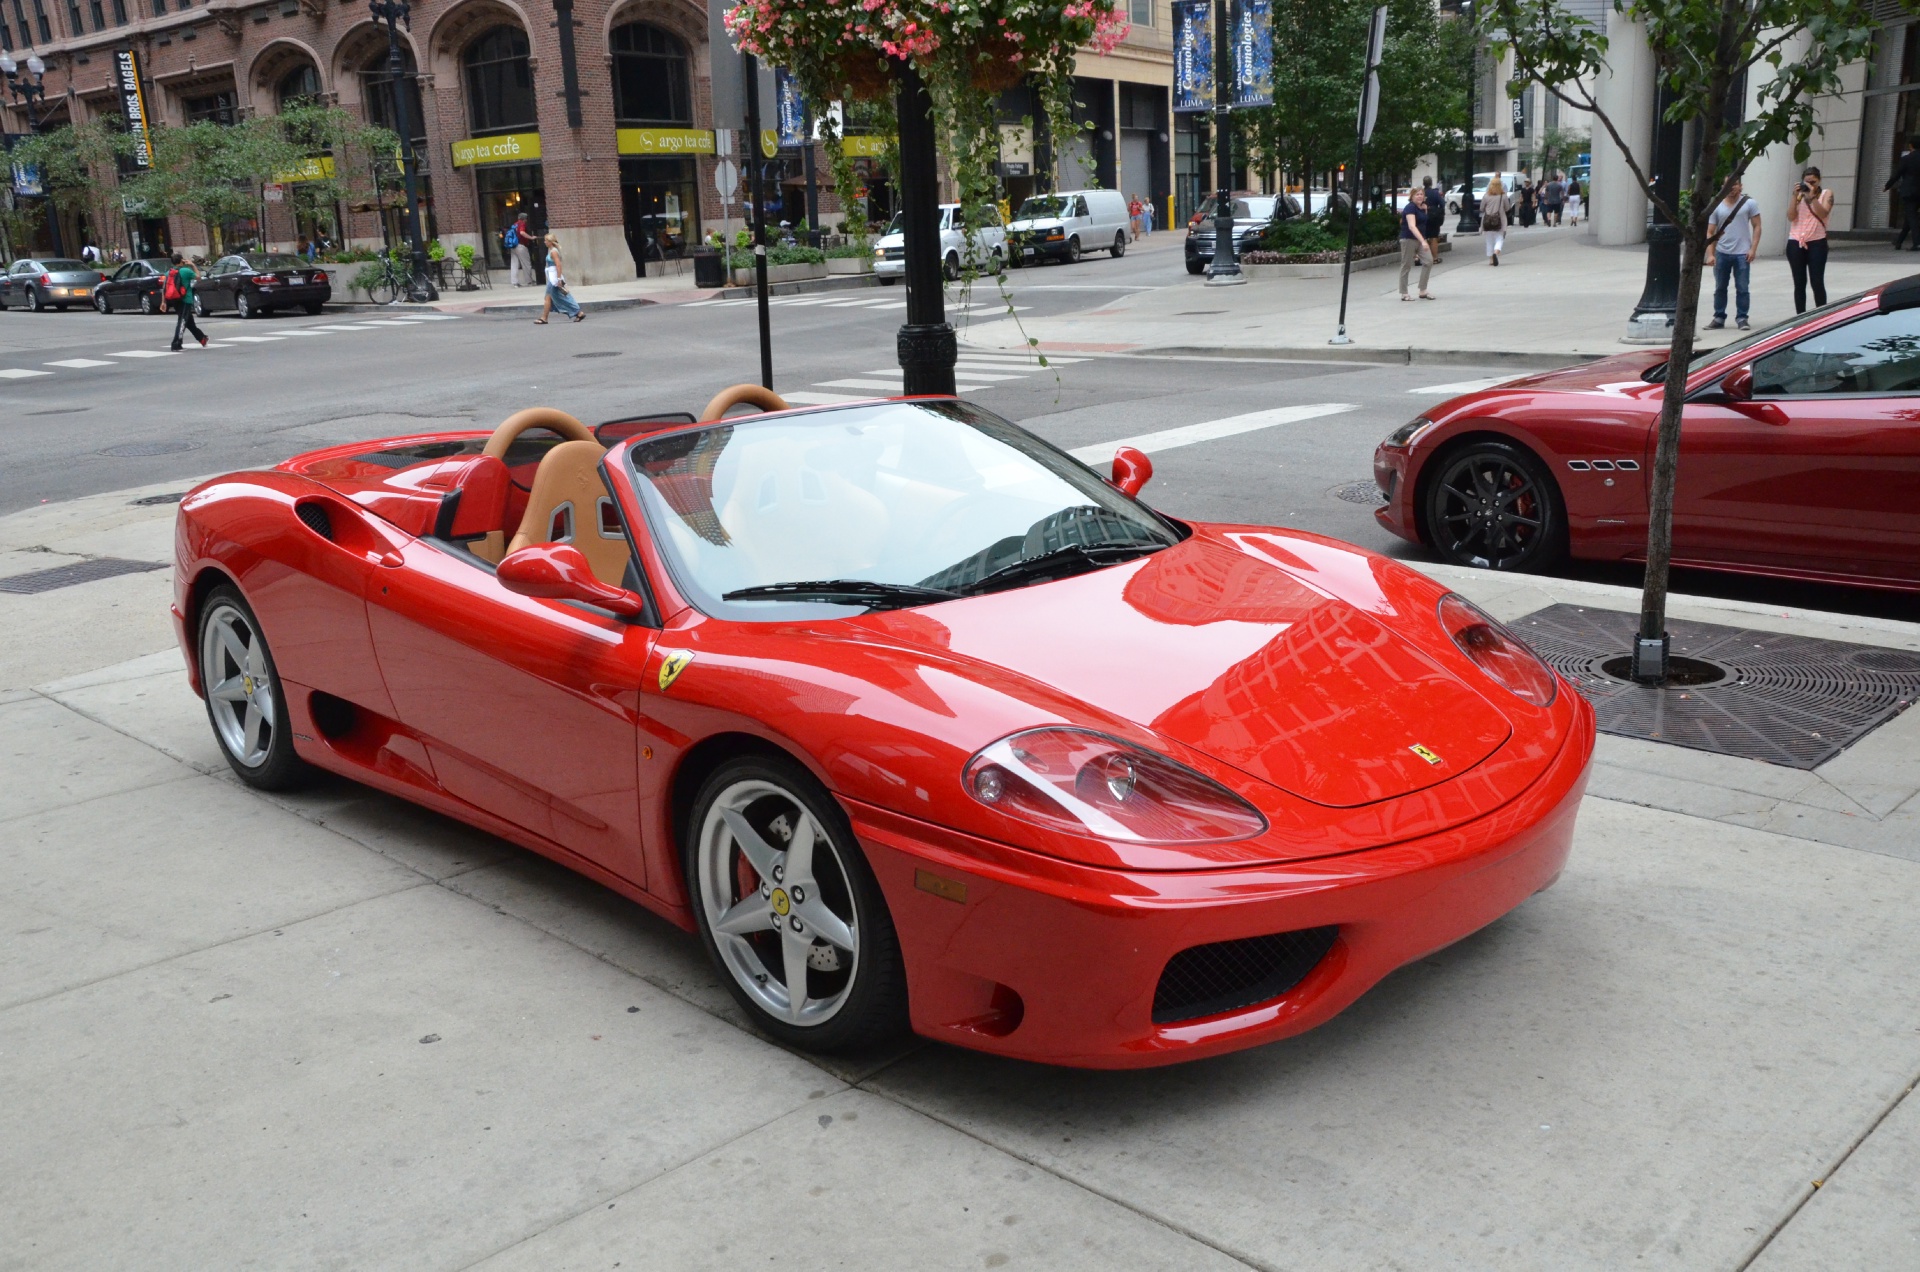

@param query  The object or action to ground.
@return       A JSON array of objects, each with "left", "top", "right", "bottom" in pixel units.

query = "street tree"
[
  {"left": 7, "top": 119, "right": 130, "bottom": 255},
  {"left": 1490, "top": 0, "right": 1876, "bottom": 681}
]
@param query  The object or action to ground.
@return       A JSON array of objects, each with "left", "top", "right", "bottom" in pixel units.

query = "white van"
[
  {"left": 873, "top": 204, "right": 1007, "bottom": 282},
  {"left": 1008, "top": 188, "right": 1132, "bottom": 264}
]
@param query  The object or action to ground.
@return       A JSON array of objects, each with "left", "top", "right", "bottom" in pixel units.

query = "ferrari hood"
[{"left": 859, "top": 530, "right": 1512, "bottom": 808}]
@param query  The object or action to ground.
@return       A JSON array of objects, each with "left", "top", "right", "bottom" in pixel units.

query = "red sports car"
[
  {"left": 1374, "top": 275, "right": 1920, "bottom": 590},
  {"left": 174, "top": 384, "right": 1594, "bottom": 1068}
]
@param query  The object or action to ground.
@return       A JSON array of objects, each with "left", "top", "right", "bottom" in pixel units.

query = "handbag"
[{"left": 1481, "top": 200, "right": 1501, "bottom": 232}]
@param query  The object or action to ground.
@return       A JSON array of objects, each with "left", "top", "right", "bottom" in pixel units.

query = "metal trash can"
[{"left": 693, "top": 248, "right": 725, "bottom": 289}]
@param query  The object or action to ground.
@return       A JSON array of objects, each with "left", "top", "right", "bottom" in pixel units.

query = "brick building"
[{"left": 3, "top": 0, "right": 1176, "bottom": 284}]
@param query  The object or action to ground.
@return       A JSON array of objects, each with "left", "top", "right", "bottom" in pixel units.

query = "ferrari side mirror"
[
  {"left": 1721, "top": 365, "right": 1754, "bottom": 401},
  {"left": 497, "top": 544, "right": 647, "bottom": 619},
  {"left": 1111, "top": 445, "right": 1153, "bottom": 497}
]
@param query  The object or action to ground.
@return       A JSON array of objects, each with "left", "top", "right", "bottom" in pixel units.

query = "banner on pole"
[
  {"left": 775, "top": 69, "right": 806, "bottom": 148},
  {"left": 114, "top": 49, "right": 155, "bottom": 170},
  {"left": 1172, "top": 0, "right": 1214, "bottom": 114},
  {"left": 1232, "top": 0, "right": 1273, "bottom": 108},
  {"left": 1358, "top": 7, "right": 1387, "bottom": 145}
]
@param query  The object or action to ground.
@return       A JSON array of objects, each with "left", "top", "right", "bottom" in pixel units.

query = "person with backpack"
[
  {"left": 506, "top": 214, "right": 533, "bottom": 286},
  {"left": 165, "top": 254, "right": 208, "bottom": 351},
  {"left": 1481, "top": 176, "right": 1511, "bottom": 265}
]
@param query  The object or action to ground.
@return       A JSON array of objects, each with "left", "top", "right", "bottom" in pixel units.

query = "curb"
[
  {"left": 1141, "top": 344, "right": 1605, "bottom": 370},
  {"left": 473, "top": 295, "right": 660, "bottom": 317},
  {"left": 710, "top": 273, "right": 883, "bottom": 301}
]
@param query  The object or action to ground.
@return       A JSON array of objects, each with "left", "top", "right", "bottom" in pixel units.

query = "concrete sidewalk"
[
  {"left": 963, "top": 228, "right": 1919, "bottom": 365},
  {"left": 3, "top": 483, "right": 1919, "bottom": 1270}
]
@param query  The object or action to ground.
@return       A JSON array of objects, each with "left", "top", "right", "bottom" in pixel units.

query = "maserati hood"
[
  {"left": 1482, "top": 350, "right": 1668, "bottom": 397},
  {"left": 864, "top": 530, "right": 1514, "bottom": 808}
]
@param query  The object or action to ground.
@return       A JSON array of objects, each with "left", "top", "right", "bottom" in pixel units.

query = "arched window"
[
  {"left": 463, "top": 26, "right": 535, "bottom": 135},
  {"left": 611, "top": 23, "right": 690, "bottom": 125},
  {"left": 364, "top": 47, "right": 426, "bottom": 147},
  {"left": 277, "top": 63, "right": 323, "bottom": 110}
]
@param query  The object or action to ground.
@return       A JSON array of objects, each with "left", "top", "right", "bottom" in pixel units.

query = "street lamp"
[
  {"left": 367, "top": 0, "right": 437, "bottom": 301},
  {"left": 1453, "top": 1, "right": 1480, "bottom": 237},
  {"left": 1206, "top": 0, "right": 1243, "bottom": 285},
  {"left": 0, "top": 53, "right": 64, "bottom": 257}
]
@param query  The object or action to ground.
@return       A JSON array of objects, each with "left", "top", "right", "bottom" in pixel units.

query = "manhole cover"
[
  {"left": 0, "top": 557, "right": 166, "bottom": 595},
  {"left": 573, "top": 351, "right": 621, "bottom": 358},
  {"left": 1332, "top": 480, "right": 1386, "bottom": 505},
  {"left": 1512, "top": 603, "right": 1920, "bottom": 769},
  {"left": 100, "top": 440, "right": 203, "bottom": 458},
  {"left": 129, "top": 491, "right": 188, "bottom": 507}
]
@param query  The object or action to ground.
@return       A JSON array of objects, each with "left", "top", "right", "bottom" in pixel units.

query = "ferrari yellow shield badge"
[
  {"left": 656, "top": 649, "right": 695, "bottom": 692},
  {"left": 1410, "top": 743, "right": 1443, "bottom": 766}
]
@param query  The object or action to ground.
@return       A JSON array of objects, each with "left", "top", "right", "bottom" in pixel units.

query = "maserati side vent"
[
  {"left": 294, "top": 501, "right": 335, "bottom": 541},
  {"left": 1151, "top": 926, "right": 1339, "bottom": 1024}
]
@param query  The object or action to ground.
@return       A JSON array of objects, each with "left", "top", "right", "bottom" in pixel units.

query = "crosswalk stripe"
[
  {"left": 1069, "top": 403, "right": 1358, "bottom": 464},
  {"left": 868, "top": 367, "right": 1025, "bottom": 382},
  {"left": 817, "top": 377, "right": 991, "bottom": 392},
  {"left": 0, "top": 368, "right": 52, "bottom": 378},
  {"left": 1408, "top": 375, "right": 1518, "bottom": 394},
  {"left": 45, "top": 358, "right": 116, "bottom": 368},
  {"left": 270, "top": 329, "right": 332, "bottom": 336},
  {"left": 109, "top": 350, "right": 177, "bottom": 358},
  {"left": 219, "top": 336, "right": 285, "bottom": 343},
  {"left": 406, "top": 313, "right": 463, "bottom": 320},
  {"left": 358, "top": 319, "right": 422, "bottom": 326},
  {"left": 305, "top": 324, "right": 374, "bottom": 331}
]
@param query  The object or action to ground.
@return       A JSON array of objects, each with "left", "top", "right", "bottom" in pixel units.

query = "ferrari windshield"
[{"left": 624, "top": 401, "right": 1180, "bottom": 620}]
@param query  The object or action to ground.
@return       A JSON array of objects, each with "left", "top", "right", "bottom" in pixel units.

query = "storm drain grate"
[
  {"left": 0, "top": 557, "right": 167, "bottom": 595},
  {"left": 129, "top": 491, "right": 187, "bottom": 507},
  {"left": 1332, "top": 479, "right": 1387, "bottom": 505},
  {"left": 1512, "top": 603, "right": 1920, "bottom": 769}
]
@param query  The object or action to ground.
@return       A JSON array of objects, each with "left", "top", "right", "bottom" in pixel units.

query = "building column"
[
  {"left": 1592, "top": 13, "right": 1654, "bottom": 246},
  {"left": 1740, "top": 29, "right": 1813, "bottom": 258}
]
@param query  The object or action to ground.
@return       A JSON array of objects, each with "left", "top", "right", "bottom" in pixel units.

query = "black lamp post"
[
  {"left": 367, "top": 0, "right": 437, "bottom": 301},
  {"left": 1625, "top": 82, "right": 1684, "bottom": 340},
  {"left": 1, "top": 53, "right": 64, "bottom": 257},
  {"left": 1453, "top": 1, "right": 1479, "bottom": 236},
  {"left": 1206, "top": 0, "right": 1242, "bottom": 285},
  {"left": 893, "top": 63, "right": 957, "bottom": 396}
]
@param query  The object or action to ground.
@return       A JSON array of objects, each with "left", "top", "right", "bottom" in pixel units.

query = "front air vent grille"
[
  {"left": 294, "top": 501, "right": 334, "bottom": 541},
  {"left": 1151, "top": 926, "right": 1339, "bottom": 1024}
]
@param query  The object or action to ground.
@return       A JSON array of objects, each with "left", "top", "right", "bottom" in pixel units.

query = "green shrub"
[
  {"left": 1259, "top": 217, "right": 1344, "bottom": 255},
  {"left": 767, "top": 245, "right": 825, "bottom": 266},
  {"left": 824, "top": 242, "right": 872, "bottom": 259},
  {"left": 427, "top": 238, "right": 446, "bottom": 261},
  {"left": 455, "top": 243, "right": 476, "bottom": 272}
]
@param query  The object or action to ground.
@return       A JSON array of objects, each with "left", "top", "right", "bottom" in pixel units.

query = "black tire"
[
  {"left": 303, "top": 301, "right": 324, "bottom": 315},
  {"left": 686, "top": 753, "right": 907, "bottom": 1053},
  {"left": 196, "top": 584, "right": 310, "bottom": 791},
  {"left": 1421, "top": 439, "right": 1568, "bottom": 573},
  {"left": 1186, "top": 260, "right": 1206, "bottom": 275},
  {"left": 27, "top": 289, "right": 44, "bottom": 312},
  {"left": 139, "top": 292, "right": 156, "bottom": 315},
  {"left": 235, "top": 291, "right": 255, "bottom": 319},
  {"left": 93, "top": 291, "right": 110, "bottom": 314},
  {"left": 878, "top": 275, "right": 898, "bottom": 286},
  {"left": 1112, "top": 232, "right": 1127, "bottom": 258},
  {"left": 1065, "top": 237, "right": 1082, "bottom": 264},
  {"left": 194, "top": 297, "right": 208, "bottom": 318},
  {"left": 942, "top": 251, "right": 961, "bottom": 281}
]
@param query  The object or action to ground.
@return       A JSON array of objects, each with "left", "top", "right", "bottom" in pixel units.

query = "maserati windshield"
[{"left": 624, "top": 401, "right": 1180, "bottom": 620}]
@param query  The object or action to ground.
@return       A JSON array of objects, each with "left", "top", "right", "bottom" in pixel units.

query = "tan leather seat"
[{"left": 505, "top": 440, "right": 634, "bottom": 587}]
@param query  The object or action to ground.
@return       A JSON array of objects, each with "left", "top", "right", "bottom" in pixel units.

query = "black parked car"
[
  {"left": 1184, "top": 194, "right": 1302, "bottom": 275},
  {"left": 91, "top": 257, "right": 176, "bottom": 314},
  {"left": 0, "top": 257, "right": 109, "bottom": 311},
  {"left": 193, "top": 253, "right": 332, "bottom": 319}
]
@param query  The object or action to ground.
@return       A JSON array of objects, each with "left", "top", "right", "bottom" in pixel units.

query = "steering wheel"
[
  {"left": 700, "top": 383, "right": 791, "bottom": 422},
  {"left": 482, "top": 407, "right": 596, "bottom": 459}
]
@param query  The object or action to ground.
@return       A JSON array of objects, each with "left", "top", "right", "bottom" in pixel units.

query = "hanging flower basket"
[
  {"left": 966, "top": 36, "right": 1028, "bottom": 92},
  {"left": 838, "top": 51, "right": 897, "bottom": 103}
]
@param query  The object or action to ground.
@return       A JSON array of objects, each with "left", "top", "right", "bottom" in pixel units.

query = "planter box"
[
  {"left": 1237, "top": 239, "right": 1450, "bottom": 280},
  {"left": 731, "top": 262, "right": 828, "bottom": 285},
  {"left": 826, "top": 256, "right": 873, "bottom": 275}
]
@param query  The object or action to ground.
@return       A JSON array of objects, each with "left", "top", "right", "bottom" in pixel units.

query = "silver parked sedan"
[{"left": 0, "top": 257, "right": 108, "bottom": 312}]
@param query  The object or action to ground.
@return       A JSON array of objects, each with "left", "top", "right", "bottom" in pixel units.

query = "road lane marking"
[
  {"left": 45, "top": 358, "right": 116, "bottom": 368},
  {"left": 0, "top": 368, "right": 52, "bottom": 378},
  {"left": 218, "top": 336, "right": 286, "bottom": 343},
  {"left": 109, "top": 350, "right": 178, "bottom": 358},
  {"left": 406, "top": 313, "right": 463, "bottom": 320},
  {"left": 357, "top": 319, "right": 423, "bottom": 326},
  {"left": 1408, "top": 375, "right": 1519, "bottom": 394},
  {"left": 1069, "top": 403, "right": 1358, "bottom": 464}
]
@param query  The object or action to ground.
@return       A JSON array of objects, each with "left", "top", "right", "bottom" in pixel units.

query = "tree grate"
[
  {"left": 0, "top": 558, "right": 167, "bottom": 595},
  {"left": 1511, "top": 604, "right": 1920, "bottom": 769}
]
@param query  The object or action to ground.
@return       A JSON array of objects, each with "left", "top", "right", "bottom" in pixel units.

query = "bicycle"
[{"left": 362, "top": 255, "right": 439, "bottom": 305}]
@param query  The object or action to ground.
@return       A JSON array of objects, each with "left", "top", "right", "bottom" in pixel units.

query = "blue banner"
[
  {"left": 775, "top": 69, "right": 807, "bottom": 149},
  {"left": 1173, "top": 0, "right": 1214, "bottom": 114},
  {"left": 1233, "top": 0, "right": 1273, "bottom": 107}
]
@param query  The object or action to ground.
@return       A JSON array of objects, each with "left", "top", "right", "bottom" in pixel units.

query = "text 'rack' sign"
[{"left": 115, "top": 50, "right": 154, "bottom": 170}]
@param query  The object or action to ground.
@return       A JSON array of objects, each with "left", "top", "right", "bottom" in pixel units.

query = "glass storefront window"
[
  {"left": 612, "top": 23, "right": 691, "bottom": 124},
  {"left": 475, "top": 163, "right": 544, "bottom": 268},
  {"left": 620, "top": 156, "right": 697, "bottom": 275},
  {"left": 364, "top": 50, "right": 429, "bottom": 160},
  {"left": 464, "top": 27, "right": 536, "bottom": 136}
]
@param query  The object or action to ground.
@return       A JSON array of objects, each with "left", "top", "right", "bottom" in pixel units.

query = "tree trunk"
[{"left": 1639, "top": 224, "right": 1708, "bottom": 652}]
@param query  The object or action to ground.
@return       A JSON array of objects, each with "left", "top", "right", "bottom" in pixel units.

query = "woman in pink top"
[{"left": 1786, "top": 166, "right": 1833, "bottom": 314}]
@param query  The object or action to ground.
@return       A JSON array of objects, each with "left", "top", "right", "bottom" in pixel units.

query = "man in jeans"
[
  {"left": 1398, "top": 188, "right": 1435, "bottom": 300},
  {"left": 1706, "top": 180, "right": 1762, "bottom": 330}
]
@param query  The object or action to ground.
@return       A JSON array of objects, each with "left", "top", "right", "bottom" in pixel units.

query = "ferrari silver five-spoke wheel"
[
  {"left": 197, "top": 585, "right": 307, "bottom": 789},
  {"left": 689, "top": 757, "right": 905, "bottom": 1050}
]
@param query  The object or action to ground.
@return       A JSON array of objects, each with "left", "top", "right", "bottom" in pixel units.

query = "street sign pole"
[
  {"left": 1331, "top": 5, "right": 1388, "bottom": 345},
  {"left": 743, "top": 51, "right": 773, "bottom": 390}
]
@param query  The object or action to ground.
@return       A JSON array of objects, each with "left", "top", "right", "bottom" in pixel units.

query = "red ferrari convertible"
[
  {"left": 174, "top": 385, "right": 1594, "bottom": 1068},
  {"left": 1374, "top": 275, "right": 1920, "bottom": 590}
]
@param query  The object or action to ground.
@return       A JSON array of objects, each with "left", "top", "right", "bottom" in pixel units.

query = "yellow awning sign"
[
  {"left": 273, "top": 155, "right": 336, "bottom": 183},
  {"left": 843, "top": 135, "right": 892, "bottom": 158},
  {"left": 617, "top": 128, "right": 716, "bottom": 156},
  {"left": 451, "top": 132, "right": 542, "bottom": 168}
]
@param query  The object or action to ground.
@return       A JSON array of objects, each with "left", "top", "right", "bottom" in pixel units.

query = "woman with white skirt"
[{"left": 1481, "top": 177, "right": 1511, "bottom": 265}]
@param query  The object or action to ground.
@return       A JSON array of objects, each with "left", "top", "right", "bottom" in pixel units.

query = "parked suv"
[
  {"left": 1185, "top": 193, "right": 1302, "bottom": 274},
  {"left": 1008, "top": 189, "right": 1131, "bottom": 264},
  {"left": 874, "top": 203, "right": 1007, "bottom": 282}
]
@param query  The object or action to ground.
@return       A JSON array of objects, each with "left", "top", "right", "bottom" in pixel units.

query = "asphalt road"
[{"left": 1, "top": 235, "right": 1911, "bottom": 621}]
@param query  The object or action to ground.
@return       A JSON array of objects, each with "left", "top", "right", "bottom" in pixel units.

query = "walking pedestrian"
[
  {"left": 1887, "top": 139, "right": 1920, "bottom": 250},
  {"left": 165, "top": 253, "right": 208, "bottom": 351},
  {"left": 1398, "top": 188, "right": 1435, "bottom": 301},
  {"left": 1541, "top": 173, "right": 1563, "bottom": 227},
  {"left": 1518, "top": 178, "right": 1537, "bottom": 228},
  {"left": 1481, "top": 176, "right": 1511, "bottom": 265},
  {"left": 1786, "top": 166, "right": 1832, "bottom": 314},
  {"left": 1705, "top": 180, "right": 1762, "bottom": 330},
  {"left": 535, "top": 234, "right": 584, "bottom": 324},
  {"left": 508, "top": 213, "right": 534, "bottom": 285},
  {"left": 1128, "top": 195, "right": 1144, "bottom": 241},
  {"left": 1142, "top": 197, "right": 1154, "bottom": 236},
  {"left": 1565, "top": 176, "right": 1583, "bottom": 225},
  {"left": 1422, "top": 177, "right": 1448, "bottom": 261}
]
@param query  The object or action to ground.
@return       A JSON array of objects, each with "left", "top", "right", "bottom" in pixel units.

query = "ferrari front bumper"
[{"left": 848, "top": 693, "right": 1594, "bottom": 1068}]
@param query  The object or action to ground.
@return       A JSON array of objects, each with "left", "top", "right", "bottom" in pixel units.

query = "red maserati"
[
  {"left": 174, "top": 385, "right": 1594, "bottom": 1068},
  {"left": 1374, "top": 275, "right": 1920, "bottom": 590}
]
